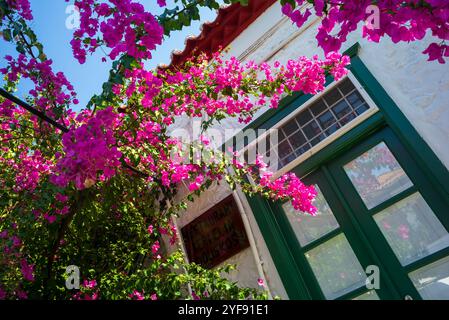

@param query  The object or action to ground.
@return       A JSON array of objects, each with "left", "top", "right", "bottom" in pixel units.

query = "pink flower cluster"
[
  {"left": 73, "top": 279, "right": 99, "bottom": 300},
  {"left": 51, "top": 107, "right": 122, "bottom": 190},
  {"left": 20, "top": 258, "right": 35, "bottom": 282},
  {"left": 129, "top": 290, "right": 145, "bottom": 300},
  {"left": 255, "top": 156, "right": 317, "bottom": 214},
  {"left": 282, "top": 0, "right": 449, "bottom": 63},
  {"left": 159, "top": 223, "right": 178, "bottom": 246},
  {"left": 0, "top": 228, "right": 34, "bottom": 299},
  {"left": 151, "top": 240, "right": 160, "bottom": 255},
  {"left": 70, "top": 0, "right": 164, "bottom": 63},
  {"left": 423, "top": 43, "right": 449, "bottom": 64},
  {"left": 282, "top": 53, "right": 350, "bottom": 94},
  {"left": 10, "top": 149, "right": 54, "bottom": 193},
  {"left": 0, "top": 99, "right": 55, "bottom": 192},
  {"left": 128, "top": 290, "right": 157, "bottom": 300},
  {"left": 121, "top": 51, "right": 350, "bottom": 124},
  {"left": 1, "top": 54, "right": 78, "bottom": 115},
  {"left": 161, "top": 164, "right": 198, "bottom": 187},
  {"left": 105, "top": 52, "right": 348, "bottom": 215},
  {"left": 37, "top": 193, "right": 70, "bottom": 224},
  {"left": 5, "top": 0, "right": 32, "bottom": 20}
]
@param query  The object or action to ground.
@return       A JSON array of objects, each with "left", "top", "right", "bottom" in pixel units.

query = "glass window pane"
[
  {"left": 278, "top": 129, "right": 286, "bottom": 141},
  {"left": 352, "top": 291, "right": 380, "bottom": 300},
  {"left": 281, "top": 152, "right": 297, "bottom": 166},
  {"left": 343, "top": 142, "right": 414, "bottom": 209},
  {"left": 373, "top": 193, "right": 449, "bottom": 266},
  {"left": 283, "top": 185, "right": 339, "bottom": 247},
  {"left": 278, "top": 140, "right": 293, "bottom": 159},
  {"left": 325, "top": 123, "right": 340, "bottom": 136},
  {"left": 347, "top": 91, "right": 364, "bottom": 109},
  {"left": 324, "top": 89, "right": 342, "bottom": 106},
  {"left": 279, "top": 158, "right": 291, "bottom": 169},
  {"left": 303, "top": 121, "right": 322, "bottom": 140},
  {"left": 339, "top": 112, "right": 356, "bottom": 126},
  {"left": 295, "top": 143, "right": 311, "bottom": 157},
  {"left": 339, "top": 78, "right": 356, "bottom": 95},
  {"left": 317, "top": 111, "right": 336, "bottom": 130},
  {"left": 296, "top": 109, "right": 313, "bottom": 126},
  {"left": 355, "top": 103, "right": 369, "bottom": 115},
  {"left": 305, "top": 234, "right": 367, "bottom": 300},
  {"left": 310, "top": 133, "right": 326, "bottom": 147},
  {"left": 409, "top": 255, "right": 449, "bottom": 300},
  {"left": 282, "top": 119, "right": 299, "bottom": 136},
  {"left": 271, "top": 78, "right": 371, "bottom": 171},
  {"left": 289, "top": 131, "right": 306, "bottom": 149},
  {"left": 332, "top": 100, "right": 352, "bottom": 120},
  {"left": 310, "top": 100, "right": 327, "bottom": 116}
]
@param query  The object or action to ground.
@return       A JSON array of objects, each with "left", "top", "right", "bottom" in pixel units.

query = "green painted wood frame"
[
  {"left": 270, "top": 165, "right": 403, "bottom": 300},
  {"left": 245, "top": 43, "right": 449, "bottom": 299},
  {"left": 326, "top": 126, "right": 449, "bottom": 300}
]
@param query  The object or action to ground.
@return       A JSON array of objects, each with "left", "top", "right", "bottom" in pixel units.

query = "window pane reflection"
[
  {"left": 344, "top": 142, "right": 413, "bottom": 209},
  {"left": 374, "top": 193, "right": 449, "bottom": 266},
  {"left": 305, "top": 234, "right": 366, "bottom": 300},
  {"left": 409, "top": 256, "right": 449, "bottom": 300},
  {"left": 283, "top": 185, "right": 339, "bottom": 247}
]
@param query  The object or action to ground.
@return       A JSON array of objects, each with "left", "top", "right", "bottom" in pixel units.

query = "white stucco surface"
[{"left": 171, "top": 1, "right": 449, "bottom": 299}]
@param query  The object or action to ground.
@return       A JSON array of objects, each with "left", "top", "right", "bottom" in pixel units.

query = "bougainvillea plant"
[
  {"left": 280, "top": 0, "right": 449, "bottom": 64},
  {"left": 0, "top": 0, "right": 447, "bottom": 300}
]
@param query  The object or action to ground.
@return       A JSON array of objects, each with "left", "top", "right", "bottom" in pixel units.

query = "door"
[{"left": 274, "top": 126, "right": 449, "bottom": 300}]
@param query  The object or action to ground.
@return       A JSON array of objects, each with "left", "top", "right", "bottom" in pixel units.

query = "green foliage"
[
  {"left": 158, "top": 0, "right": 250, "bottom": 36},
  {"left": 87, "top": 251, "right": 267, "bottom": 300},
  {"left": 0, "top": 0, "right": 272, "bottom": 301},
  {"left": 0, "top": 167, "right": 268, "bottom": 300}
]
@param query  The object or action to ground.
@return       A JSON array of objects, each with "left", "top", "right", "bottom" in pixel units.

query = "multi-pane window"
[{"left": 269, "top": 78, "right": 370, "bottom": 170}]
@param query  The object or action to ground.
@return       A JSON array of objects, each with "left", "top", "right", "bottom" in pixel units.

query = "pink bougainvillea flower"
[
  {"left": 192, "top": 291, "right": 201, "bottom": 300},
  {"left": 20, "top": 259, "right": 35, "bottom": 282},
  {"left": 129, "top": 290, "right": 145, "bottom": 300},
  {"left": 151, "top": 241, "right": 160, "bottom": 255},
  {"left": 423, "top": 43, "right": 449, "bottom": 64},
  {"left": 83, "top": 279, "right": 97, "bottom": 289},
  {"left": 188, "top": 175, "right": 204, "bottom": 192},
  {"left": 281, "top": 1, "right": 449, "bottom": 63},
  {"left": 0, "top": 287, "right": 6, "bottom": 300},
  {"left": 55, "top": 193, "right": 69, "bottom": 203}
]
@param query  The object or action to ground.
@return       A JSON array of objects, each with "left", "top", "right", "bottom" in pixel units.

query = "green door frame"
[
  {"left": 327, "top": 126, "right": 449, "bottom": 300},
  {"left": 270, "top": 167, "right": 402, "bottom": 300},
  {"left": 245, "top": 43, "right": 449, "bottom": 299}
]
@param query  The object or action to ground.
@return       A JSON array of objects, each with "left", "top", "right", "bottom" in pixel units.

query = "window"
[
  {"left": 268, "top": 78, "right": 371, "bottom": 170},
  {"left": 181, "top": 196, "right": 250, "bottom": 268}
]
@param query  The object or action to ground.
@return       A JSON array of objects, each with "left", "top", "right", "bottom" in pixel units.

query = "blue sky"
[{"left": 0, "top": 0, "right": 219, "bottom": 112}]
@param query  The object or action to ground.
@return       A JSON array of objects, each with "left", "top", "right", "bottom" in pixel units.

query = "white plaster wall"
[
  {"left": 171, "top": 179, "right": 288, "bottom": 298},
  {"left": 222, "top": 2, "right": 449, "bottom": 169},
  {"left": 172, "top": 182, "right": 268, "bottom": 293},
  {"left": 168, "top": 1, "right": 449, "bottom": 299},
  {"left": 216, "top": 247, "right": 259, "bottom": 290},
  {"left": 161, "top": 183, "right": 260, "bottom": 284}
]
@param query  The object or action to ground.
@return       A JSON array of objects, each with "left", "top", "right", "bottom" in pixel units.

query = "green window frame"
[{"left": 244, "top": 43, "right": 449, "bottom": 299}]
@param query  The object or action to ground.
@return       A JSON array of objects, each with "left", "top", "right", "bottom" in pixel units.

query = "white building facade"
[{"left": 165, "top": 0, "right": 449, "bottom": 300}]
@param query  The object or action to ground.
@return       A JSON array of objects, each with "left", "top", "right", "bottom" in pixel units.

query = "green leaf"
[{"left": 2, "top": 28, "right": 12, "bottom": 41}]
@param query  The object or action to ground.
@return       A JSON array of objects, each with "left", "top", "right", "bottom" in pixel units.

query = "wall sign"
[{"left": 181, "top": 195, "right": 250, "bottom": 268}]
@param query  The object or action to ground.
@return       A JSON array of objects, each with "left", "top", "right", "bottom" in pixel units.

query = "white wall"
[
  {"left": 222, "top": 2, "right": 449, "bottom": 169},
  {"left": 169, "top": 1, "right": 449, "bottom": 299},
  {"left": 171, "top": 180, "right": 288, "bottom": 298}
]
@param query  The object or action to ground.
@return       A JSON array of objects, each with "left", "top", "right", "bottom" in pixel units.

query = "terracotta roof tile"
[{"left": 161, "top": 0, "right": 276, "bottom": 70}]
